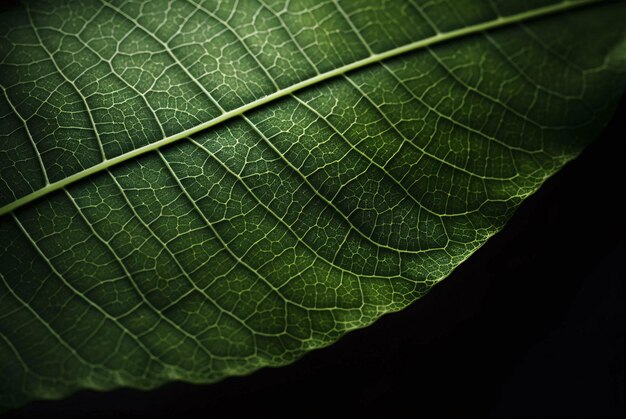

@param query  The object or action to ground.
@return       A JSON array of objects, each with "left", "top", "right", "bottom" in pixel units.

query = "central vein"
[{"left": 0, "top": 0, "right": 602, "bottom": 217}]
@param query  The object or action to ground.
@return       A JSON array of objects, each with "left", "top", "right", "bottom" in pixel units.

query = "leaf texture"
[{"left": 0, "top": 0, "right": 624, "bottom": 409}]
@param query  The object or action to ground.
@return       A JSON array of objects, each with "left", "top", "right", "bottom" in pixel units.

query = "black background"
[{"left": 5, "top": 100, "right": 624, "bottom": 418}]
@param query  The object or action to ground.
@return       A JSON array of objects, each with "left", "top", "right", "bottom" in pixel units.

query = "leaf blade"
[{"left": 0, "top": 0, "right": 624, "bottom": 410}]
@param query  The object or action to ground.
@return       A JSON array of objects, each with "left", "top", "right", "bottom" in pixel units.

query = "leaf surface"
[{"left": 0, "top": 0, "right": 624, "bottom": 409}]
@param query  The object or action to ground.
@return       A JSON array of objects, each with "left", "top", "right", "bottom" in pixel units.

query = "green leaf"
[{"left": 0, "top": 0, "right": 624, "bottom": 410}]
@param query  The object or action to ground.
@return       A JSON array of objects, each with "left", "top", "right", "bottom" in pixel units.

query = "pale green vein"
[{"left": 0, "top": 0, "right": 602, "bottom": 217}]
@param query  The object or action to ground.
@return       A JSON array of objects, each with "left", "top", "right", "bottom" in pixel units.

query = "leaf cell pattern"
[{"left": 0, "top": 0, "right": 624, "bottom": 409}]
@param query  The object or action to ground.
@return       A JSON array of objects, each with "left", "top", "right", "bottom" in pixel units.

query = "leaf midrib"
[{"left": 0, "top": 0, "right": 602, "bottom": 217}]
